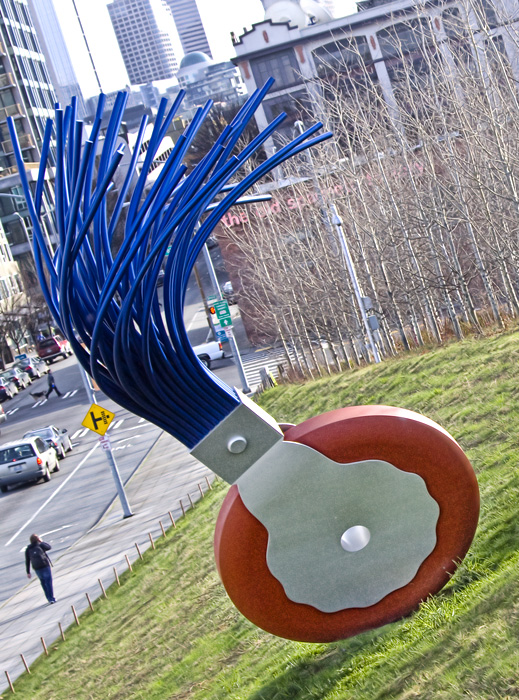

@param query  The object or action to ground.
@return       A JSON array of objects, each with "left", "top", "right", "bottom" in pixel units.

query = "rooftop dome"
[{"left": 179, "top": 52, "right": 213, "bottom": 69}]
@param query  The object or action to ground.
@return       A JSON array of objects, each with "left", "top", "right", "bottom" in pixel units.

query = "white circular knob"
[
  {"left": 340, "top": 525, "right": 371, "bottom": 552},
  {"left": 227, "top": 436, "right": 247, "bottom": 454}
]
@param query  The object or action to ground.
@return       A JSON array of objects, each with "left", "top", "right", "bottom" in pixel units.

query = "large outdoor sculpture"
[{"left": 8, "top": 84, "right": 479, "bottom": 642}]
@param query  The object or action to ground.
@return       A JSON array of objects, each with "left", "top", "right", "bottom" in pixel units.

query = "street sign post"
[
  {"left": 81, "top": 403, "right": 132, "bottom": 518},
  {"left": 202, "top": 243, "right": 249, "bottom": 392}
]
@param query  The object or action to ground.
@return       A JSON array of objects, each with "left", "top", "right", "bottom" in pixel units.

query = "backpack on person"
[{"left": 28, "top": 545, "right": 50, "bottom": 569}]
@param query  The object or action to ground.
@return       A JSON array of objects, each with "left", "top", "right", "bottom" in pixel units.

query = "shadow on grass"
[{"left": 245, "top": 630, "right": 384, "bottom": 700}]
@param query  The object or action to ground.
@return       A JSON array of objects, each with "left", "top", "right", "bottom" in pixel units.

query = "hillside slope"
[{"left": 10, "top": 332, "right": 519, "bottom": 699}]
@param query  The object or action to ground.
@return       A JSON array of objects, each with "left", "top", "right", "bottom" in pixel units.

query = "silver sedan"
[{"left": 23, "top": 425, "right": 73, "bottom": 460}]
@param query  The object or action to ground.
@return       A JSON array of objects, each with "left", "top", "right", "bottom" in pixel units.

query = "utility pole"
[
  {"left": 331, "top": 204, "right": 381, "bottom": 364},
  {"left": 294, "top": 120, "right": 337, "bottom": 253},
  {"left": 201, "top": 243, "right": 251, "bottom": 393}
]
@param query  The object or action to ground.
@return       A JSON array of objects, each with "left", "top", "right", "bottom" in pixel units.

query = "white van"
[{"left": 0, "top": 437, "right": 59, "bottom": 493}]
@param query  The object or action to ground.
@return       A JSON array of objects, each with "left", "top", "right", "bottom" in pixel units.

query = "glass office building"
[{"left": 0, "top": 0, "right": 56, "bottom": 293}]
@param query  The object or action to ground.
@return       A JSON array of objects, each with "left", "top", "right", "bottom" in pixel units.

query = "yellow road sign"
[{"left": 82, "top": 403, "right": 115, "bottom": 435}]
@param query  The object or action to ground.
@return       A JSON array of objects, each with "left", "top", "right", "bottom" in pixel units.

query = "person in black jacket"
[
  {"left": 45, "top": 370, "right": 62, "bottom": 398},
  {"left": 25, "top": 534, "right": 56, "bottom": 603}
]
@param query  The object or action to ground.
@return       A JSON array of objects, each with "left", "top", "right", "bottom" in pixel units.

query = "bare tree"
[{"left": 215, "top": 0, "right": 519, "bottom": 372}]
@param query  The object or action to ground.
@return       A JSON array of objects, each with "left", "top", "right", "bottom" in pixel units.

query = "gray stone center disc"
[{"left": 237, "top": 441, "right": 439, "bottom": 612}]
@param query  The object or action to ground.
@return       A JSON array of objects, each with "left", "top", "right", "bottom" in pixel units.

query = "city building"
[
  {"left": 174, "top": 52, "right": 247, "bottom": 111},
  {"left": 165, "top": 0, "right": 212, "bottom": 57},
  {"left": 84, "top": 88, "right": 153, "bottom": 129},
  {"left": 0, "top": 0, "right": 57, "bottom": 301},
  {"left": 107, "top": 0, "right": 180, "bottom": 86},
  {"left": 27, "top": 0, "right": 89, "bottom": 118},
  {"left": 231, "top": 0, "right": 519, "bottom": 150}
]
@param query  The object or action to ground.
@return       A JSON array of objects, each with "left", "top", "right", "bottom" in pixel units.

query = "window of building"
[
  {"left": 377, "top": 18, "right": 433, "bottom": 60},
  {"left": 442, "top": 7, "right": 467, "bottom": 39},
  {"left": 4, "top": 217, "right": 28, "bottom": 246},
  {"left": 0, "top": 278, "right": 9, "bottom": 299},
  {"left": 442, "top": 8, "right": 475, "bottom": 73},
  {"left": 313, "top": 35, "right": 372, "bottom": 77},
  {"left": 0, "top": 89, "right": 15, "bottom": 107},
  {"left": 250, "top": 50, "right": 301, "bottom": 91},
  {"left": 472, "top": 0, "right": 499, "bottom": 29},
  {"left": 262, "top": 89, "right": 311, "bottom": 145},
  {"left": 484, "top": 34, "right": 513, "bottom": 85}
]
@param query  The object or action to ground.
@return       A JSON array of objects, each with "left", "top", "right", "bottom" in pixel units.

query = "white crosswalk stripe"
[
  {"left": 27, "top": 388, "right": 80, "bottom": 409},
  {"left": 6, "top": 407, "right": 19, "bottom": 416},
  {"left": 32, "top": 398, "right": 48, "bottom": 408},
  {"left": 109, "top": 419, "right": 124, "bottom": 431},
  {"left": 70, "top": 429, "right": 82, "bottom": 440},
  {"left": 78, "top": 428, "right": 89, "bottom": 438}
]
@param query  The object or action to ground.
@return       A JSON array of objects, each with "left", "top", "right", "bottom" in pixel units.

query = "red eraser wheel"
[{"left": 214, "top": 405, "right": 479, "bottom": 642}]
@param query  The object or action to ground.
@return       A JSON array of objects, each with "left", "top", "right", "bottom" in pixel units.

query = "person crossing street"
[{"left": 45, "top": 370, "right": 62, "bottom": 398}]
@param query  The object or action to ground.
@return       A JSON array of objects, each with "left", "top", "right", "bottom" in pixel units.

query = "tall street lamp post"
[{"left": 331, "top": 205, "right": 381, "bottom": 364}]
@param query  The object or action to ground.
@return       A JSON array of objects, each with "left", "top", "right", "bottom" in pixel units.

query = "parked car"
[
  {"left": 0, "top": 368, "right": 30, "bottom": 390},
  {"left": 0, "top": 376, "right": 18, "bottom": 401},
  {"left": 23, "top": 425, "right": 72, "bottom": 460},
  {"left": 192, "top": 341, "right": 225, "bottom": 369},
  {"left": 222, "top": 281, "right": 237, "bottom": 304},
  {"left": 14, "top": 356, "right": 49, "bottom": 379},
  {"left": 36, "top": 336, "right": 72, "bottom": 364},
  {"left": 35, "top": 356, "right": 51, "bottom": 373},
  {"left": 0, "top": 436, "right": 59, "bottom": 493}
]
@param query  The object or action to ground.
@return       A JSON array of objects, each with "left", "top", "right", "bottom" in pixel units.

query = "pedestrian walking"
[
  {"left": 45, "top": 370, "right": 62, "bottom": 398},
  {"left": 25, "top": 534, "right": 56, "bottom": 604}
]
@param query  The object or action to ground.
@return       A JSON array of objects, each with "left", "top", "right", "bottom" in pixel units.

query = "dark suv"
[{"left": 36, "top": 336, "right": 72, "bottom": 364}]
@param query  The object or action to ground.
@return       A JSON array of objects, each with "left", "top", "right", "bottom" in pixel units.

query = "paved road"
[
  {"left": 0, "top": 356, "right": 162, "bottom": 607},
  {"left": 0, "top": 429, "right": 212, "bottom": 694}
]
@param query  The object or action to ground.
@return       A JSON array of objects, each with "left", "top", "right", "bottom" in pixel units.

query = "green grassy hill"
[{"left": 10, "top": 331, "right": 519, "bottom": 699}]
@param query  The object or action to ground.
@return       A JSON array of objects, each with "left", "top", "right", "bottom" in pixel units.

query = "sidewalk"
[{"left": 0, "top": 431, "right": 213, "bottom": 694}]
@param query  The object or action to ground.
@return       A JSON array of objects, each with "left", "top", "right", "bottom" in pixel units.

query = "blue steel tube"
[{"left": 6, "top": 85, "right": 332, "bottom": 449}]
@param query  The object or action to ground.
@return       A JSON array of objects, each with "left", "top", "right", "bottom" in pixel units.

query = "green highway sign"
[
  {"left": 213, "top": 299, "right": 233, "bottom": 327},
  {"left": 214, "top": 300, "right": 231, "bottom": 320}
]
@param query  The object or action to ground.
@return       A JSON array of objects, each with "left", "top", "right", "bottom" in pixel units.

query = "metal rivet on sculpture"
[{"left": 9, "top": 84, "right": 479, "bottom": 643}]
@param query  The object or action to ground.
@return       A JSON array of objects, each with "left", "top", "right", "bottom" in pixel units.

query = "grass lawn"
[{"left": 7, "top": 330, "right": 519, "bottom": 699}]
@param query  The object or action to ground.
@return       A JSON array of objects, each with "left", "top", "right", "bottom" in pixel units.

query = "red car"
[{"left": 36, "top": 336, "right": 73, "bottom": 364}]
